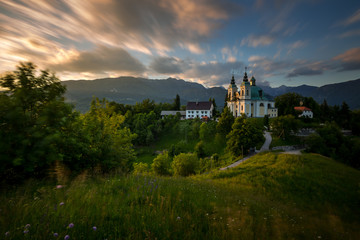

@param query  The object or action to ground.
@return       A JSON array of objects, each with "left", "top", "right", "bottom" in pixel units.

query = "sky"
[{"left": 1, "top": 0, "right": 360, "bottom": 88}]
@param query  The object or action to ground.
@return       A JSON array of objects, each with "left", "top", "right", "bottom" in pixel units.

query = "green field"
[{"left": 1, "top": 152, "right": 359, "bottom": 239}]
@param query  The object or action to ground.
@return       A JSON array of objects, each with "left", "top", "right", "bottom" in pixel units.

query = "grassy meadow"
[{"left": 1, "top": 152, "right": 359, "bottom": 239}]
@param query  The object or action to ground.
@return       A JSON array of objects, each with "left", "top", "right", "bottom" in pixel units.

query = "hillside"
[
  {"left": 63, "top": 77, "right": 360, "bottom": 112},
  {"left": 1, "top": 152, "right": 359, "bottom": 239}
]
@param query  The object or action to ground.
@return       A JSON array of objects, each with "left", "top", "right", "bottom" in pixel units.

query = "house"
[
  {"left": 160, "top": 111, "right": 186, "bottom": 120},
  {"left": 186, "top": 101, "right": 213, "bottom": 119},
  {"left": 294, "top": 106, "right": 313, "bottom": 118},
  {"left": 227, "top": 70, "right": 278, "bottom": 118}
]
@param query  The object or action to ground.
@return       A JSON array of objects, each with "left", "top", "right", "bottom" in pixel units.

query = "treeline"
[
  {"left": 275, "top": 92, "right": 360, "bottom": 133},
  {"left": 274, "top": 92, "right": 360, "bottom": 169}
]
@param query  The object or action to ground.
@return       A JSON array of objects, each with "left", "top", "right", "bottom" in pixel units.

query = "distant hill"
[
  {"left": 63, "top": 77, "right": 360, "bottom": 112},
  {"left": 260, "top": 78, "right": 360, "bottom": 110},
  {"left": 63, "top": 77, "right": 228, "bottom": 112}
]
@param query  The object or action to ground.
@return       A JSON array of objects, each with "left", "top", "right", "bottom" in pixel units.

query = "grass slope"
[{"left": 1, "top": 153, "right": 359, "bottom": 239}]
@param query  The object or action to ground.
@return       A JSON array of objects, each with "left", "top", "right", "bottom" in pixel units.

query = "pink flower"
[{"left": 56, "top": 185, "right": 63, "bottom": 189}]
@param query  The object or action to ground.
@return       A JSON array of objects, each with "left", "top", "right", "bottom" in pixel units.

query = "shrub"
[
  {"left": 151, "top": 151, "right": 171, "bottom": 176},
  {"left": 172, "top": 153, "right": 198, "bottom": 176},
  {"left": 133, "top": 162, "right": 149, "bottom": 175}
]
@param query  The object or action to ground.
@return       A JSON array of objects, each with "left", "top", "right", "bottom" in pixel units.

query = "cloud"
[
  {"left": 149, "top": 56, "right": 189, "bottom": 74},
  {"left": 248, "top": 56, "right": 266, "bottom": 62},
  {"left": 48, "top": 45, "right": 146, "bottom": 74},
  {"left": 333, "top": 47, "right": 360, "bottom": 71},
  {"left": 286, "top": 67, "right": 323, "bottom": 78},
  {"left": 338, "top": 29, "right": 360, "bottom": 38},
  {"left": 0, "top": 0, "right": 241, "bottom": 54},
  {"left": 339, "top": 9, "right": 360, "bottom": 26},
  {"left": 287, "top": 40, "right": 306, "bottom": 55},
  {"left": 241, "top": 35, "right": 275, "bottom": 47}
]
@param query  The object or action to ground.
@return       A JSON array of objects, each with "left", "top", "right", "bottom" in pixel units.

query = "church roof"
[
  {"left": 250, "top": 86, "right": 269, "bottom": 100},
  {"left": 186, "top": 101, "right": 213, "bottom": 110}
]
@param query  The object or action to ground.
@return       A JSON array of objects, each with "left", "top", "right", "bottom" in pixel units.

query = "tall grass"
[{"left": 1, "top": 152, "right": 359, "bottom": 239}]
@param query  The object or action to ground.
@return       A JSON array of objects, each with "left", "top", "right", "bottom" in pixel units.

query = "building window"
[
  {"left": 260, "top": 103, "right": 264, "bottom": 107},
  {"left": 196, "top": 111, "right": 198, "bottom": 113},
  {"left": 246, "top": 90, "right": 249, "bottom": 96},
  {"left": 268, "top": 103, "right": 271, "bottom": 108},
  {"left": 242, "top": 90, "right": 244, "bottom": 95},
  {"left": 241, "top": 105, "right": 243, "bottom": 111}
]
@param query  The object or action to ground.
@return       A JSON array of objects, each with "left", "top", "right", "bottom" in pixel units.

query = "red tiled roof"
[
  {"left": 294, "top": 106, "right": 312, "bottom": 112},
  {"left": 186, "top": 101, "right": 212, "bottom": 110}
]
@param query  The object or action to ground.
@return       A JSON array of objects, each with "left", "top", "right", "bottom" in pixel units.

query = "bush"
[
  {"left": 171, "top": 153, "right": 198, "bottom": 176},
  {"left": 133, "top": 162, "right": 149, "bottom": 175},
  {"left": 151, "top": 151, "right": 171, "bottom": 176}
]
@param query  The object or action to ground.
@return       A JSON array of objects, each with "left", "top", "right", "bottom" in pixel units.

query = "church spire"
[
  {"left": 230, "top": 75, "right": 235, "bottom": 86},
  {"left": 243, "top": 67, "right": 248, "bottom": 82}
]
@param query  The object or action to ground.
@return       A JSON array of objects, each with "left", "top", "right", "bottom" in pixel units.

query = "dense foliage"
[
  {"left": 0, "top": 63, "right": 136, "bottom": 182},
  {"left": 226, "top": 115, "right": 264, "bottom": 157},
  {"left": 306, "top": 122, "right": 360, "bottom": 169}
]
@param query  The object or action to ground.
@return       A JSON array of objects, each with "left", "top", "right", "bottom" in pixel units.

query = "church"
[{"left": 226, "top": 70, "right": 278, "bottom": 118}]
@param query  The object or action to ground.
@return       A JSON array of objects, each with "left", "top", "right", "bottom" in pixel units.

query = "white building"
[
  {"left": 227, "top": 71, "right": 277, "bottom": 118},
  {"left": 294, "top": 106, "right": 313, "bottom": 118},
  {"left": 186, "top": 101, "right": 213, "bottom": 119}
]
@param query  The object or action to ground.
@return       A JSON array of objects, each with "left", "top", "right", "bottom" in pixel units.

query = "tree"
[
  {"left": 275, "top": 93, "right": 303, "bottom": 116},
  {"left": 171, "top": 153, "right": 198, "bottom": 176},
  {"left": 80, "top": 98, "right": 136, "bottom": 171},
  {"left": 271, "top": 115, "right": 300, "bottom": 140},
  {"left": 173, "top": 94, "right": 181, "bottom": 110},
  {"left": 151, "top": 151, "right": 171, "bottom": 175},
  {"left": 0, "top": 62, "right": 72, "bottom": 180},
  {"left": 209, "top": 97, "right": 218, "bottom": 117},
  {"left": 194, "top": 141, "right": 206, "bottom": 158},
  {"left": 226, "top": 116, "right": 264, "bottom": 157},
  {"left": 216, "top": 107, "right": 234, "bottom": 136}
]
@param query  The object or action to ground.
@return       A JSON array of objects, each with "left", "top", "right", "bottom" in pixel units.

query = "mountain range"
[{"left": 62, "top": 77, "right": 360, "bottom": 112}]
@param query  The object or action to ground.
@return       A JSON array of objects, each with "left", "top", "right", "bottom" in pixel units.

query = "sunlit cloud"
[{"left": 241, "top": 35, "right": 275, "bottom": 47}]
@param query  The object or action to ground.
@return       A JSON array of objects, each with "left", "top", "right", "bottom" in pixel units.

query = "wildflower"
[
  {"left": 54, "top": 233, "right": 58, "bottom": 237},
  {"left": 92, "top": 226, "right": 97, "bottom": 231},
  {"left": 5, "top": 232, "right": 10, "bottom": 236},
  {"left": 176, "top": 216, "right": 181, "bottom": 220},
  {"left": 25, "top": 224, "right": 31, "bottom": 228},
  {"left": 59, "top": 202, "right": 65, "bottom": 206},
  {"left": 64, "top": 235, "right": 70, "bottom": 240},
  {"left": 23, "top": 230, "right": 29, "bottom": 234},
  {"left": 68, "top": 223, "right": 74, "bottom": 228},
  {"left": 56, "top": 185, "right": 63, "bottom": 189}
]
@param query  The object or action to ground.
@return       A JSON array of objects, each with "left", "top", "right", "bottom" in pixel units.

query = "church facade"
[{"left": 226, "top": 71, "right": 277, "bottom": 118}]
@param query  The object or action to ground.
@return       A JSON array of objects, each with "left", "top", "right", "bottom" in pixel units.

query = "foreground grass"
[{"left": 1, "top": 152, "right": 359, "bottom": 239}]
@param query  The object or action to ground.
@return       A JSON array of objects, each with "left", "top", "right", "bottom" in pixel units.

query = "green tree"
[
  {"left": 80, "top": 98, "right": 136, "bottom": 171},
  {"left": 151, "top": 151, "right": 171, "bottom": 175},
  {"left": 271, "top": 115, "right": 300, "bottom": 140},
  {"left": 0, "top": 62, "right": 72, "bottom": 180},
  {"left": 226, "top": 116, "right": 264, "bottom": 157},
  {"left": 275, "top": 93, "right": 303, "bottom": 116},
  {"left": 194, "top": 141, "right": 206, "bottom": 158},
  {"left": 173, "top": 94, "right": 181, "bottom": 110},
  {"left": 216, "top": 107, "right": 234, "bottom": 136},
  {"left": 171, "top": 153, "right": 198, "bottom": 176}
]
